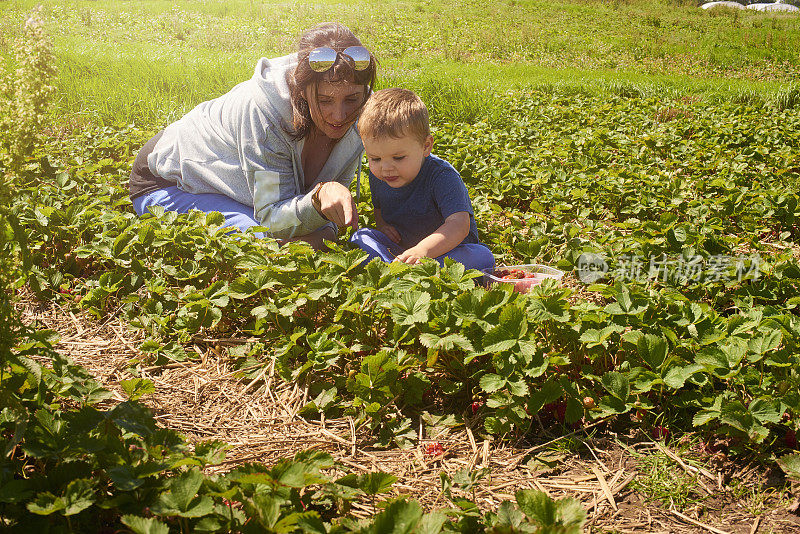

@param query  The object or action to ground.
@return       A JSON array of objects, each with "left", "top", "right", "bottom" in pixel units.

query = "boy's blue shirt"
[{"left": 368, "top": 154, "right": 480, "bottom": 250}]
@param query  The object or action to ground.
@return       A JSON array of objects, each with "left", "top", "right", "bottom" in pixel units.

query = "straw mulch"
[{"left": 16, "top": 291, "right": 800, "bottom": 534}]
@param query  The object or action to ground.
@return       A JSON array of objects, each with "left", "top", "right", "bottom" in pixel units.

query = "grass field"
[
  {"left": 2, "top": 1, "right": 800, "bottom": 533},
  {"left": 2, "top": 0, "right": 800, "bottom": 125}
]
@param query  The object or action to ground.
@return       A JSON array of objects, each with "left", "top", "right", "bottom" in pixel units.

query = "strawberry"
[
  {"left": 785, "top": 429, "right": 798, "bottom": 449},
  {"left": 423, "top": 442, "right": 445, "bottom": 457},
  {"left": 651, "top": 425, "right": 670, "bottom": 440},
  {"left": 471, "top": 401, "right": 484, "bottom": 414},
  {"left": 544, "top": 400, "right": 567, "bottom": 422}
]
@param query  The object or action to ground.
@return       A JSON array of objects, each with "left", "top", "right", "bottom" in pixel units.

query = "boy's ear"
[{"left": 423, "top": 135, "right": 434, "bottom": 156}]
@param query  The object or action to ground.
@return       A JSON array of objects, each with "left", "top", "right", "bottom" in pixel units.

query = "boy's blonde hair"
[{"left": 357, "top": 88, "right": 430, "bottom": 144}]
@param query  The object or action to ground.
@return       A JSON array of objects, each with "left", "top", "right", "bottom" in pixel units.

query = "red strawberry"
[
  {"left": 545, "top": 401, "right": 567, "bottom": 422},
  {"left": 651, "top": 425, "right": 670, "bottom": 440},
  {"left": 471, "top": 401, "right": 484, "bottom": 415},
  {"left": 785, "top": 429, "right": 798, "bottom": 449},
  {"left": 423, "top": 442, "right": 445, "bottom": 457}
]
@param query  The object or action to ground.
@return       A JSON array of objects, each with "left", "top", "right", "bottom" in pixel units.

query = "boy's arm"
[
  {"left": 375, "top": 208, "right": 402, "bottom": 244},
  {"left": 396, "top": 211, "right": 470, "bottom": 264}
]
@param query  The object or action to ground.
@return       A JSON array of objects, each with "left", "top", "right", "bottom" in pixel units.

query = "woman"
[{"left": 128, "top": 22, "right": 377, "bottom": 249}]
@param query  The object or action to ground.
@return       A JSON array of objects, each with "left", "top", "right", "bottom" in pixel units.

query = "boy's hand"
[
  {"left": 395, "top": 246, "right": 428, "bottom": 264},
  {"left": 377, "top": 222, "right": 401, "bottom": 244}
]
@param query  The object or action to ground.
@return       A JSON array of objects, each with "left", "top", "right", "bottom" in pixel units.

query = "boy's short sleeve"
[{"left": 430, "top": 164, "right": 473, "bottom": 219}]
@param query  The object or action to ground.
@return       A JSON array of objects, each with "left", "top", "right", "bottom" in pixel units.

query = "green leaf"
[
  {"left": 579, "top": 327, "right": 618, "bottom": 348},
  {"left": 777, "top": 453, "right": 800, "bottom": 480},
  {"left": 293, "top": 512, "right": 327, "bottom": 534},
  {"left": 600, "top": 371, "right": 630, "bottom": 401},
  {"left": 419, "top": 332, "right": 474, "bottom": 353},
  {"left": 27, "top": 492, "right": 65, "bottom": 515},
  {"left": 598, "top": 396, "right": 628, "bottom": 415},
  {"left": 120, "top": 378, "right": 155, "bottom": 401},
  {"left": 495, "top": 500, "right": 524, "bottom": 527},
  {"left": 250, "top": 493, "right": 280, "bottom": 528},
  {"left": 109, "top": 465, "right": 146, "bottom": 491},
  {"left": 390, "top": 291, "right": 431, "bottom": 326},
  {"left": 229, "top": 271, "right": 277, "bottom": 299},
  {"left": 748, "top": 331, "right": 782, "bottom": 357},
  {"left": 556, "top": 497, "right": 588, "bottom": 528},
  {"left": 62, "top": 479, "right": 95, "bottom": 516},
  {"left": 516, "top": 489, "right": 585, "bottom": 530},
  {"left": 719, "top": 401, "right": 769, "bottom": 443},
  {"left": 368, "top": 499, "right": 423, "bottom": 534},
  {"left": 192, "top": 440, "right": 230, "bottom": 465},
  {"left": 636, "top": 334, "right": 668, "bottom": 371},
  {"left": 416, "top": 510, "right": 448, "bottom": 534},
  {"left": 0, "top": 479, "right": 34, "bottom": 504},
  {"left": 121, "top": 515, "right": 170, "bottom": 534},
  {"left": 604, "top": 287, "right": 647, "bottom": 316},
  {"left": 483, "top": 304, "right": 527, "bottom": 353},
  {"left": 271, "top": 460, "right": 327, "bottom": 488},
  {"left": 748, "top": 398, "right": 781, "bottom": 424},
  {"left": 697, "top": 327, "right": 726, "bottom": 346},
  {"left": 516, "top": 489, "right": 555, "bottom": 525},
  {"left": 508, "top": 379, "right": 529, "bottom": 397},
  {"left": 528, "top": 379, "right": 564, "bottom": 413},
  {"left": 479, "top": 374, "right": 507, "bottom": 393},
  {"left": 167, "top": 468, "right": 204, "bottom": 511},
  {"left": 662, "top": 363, "right": 703, "bottom": 389},
  {"left": 338, "top": 471, "right": 397, "bottom": 495}
]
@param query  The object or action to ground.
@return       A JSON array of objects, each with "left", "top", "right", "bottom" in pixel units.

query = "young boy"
[{"left": 350, "top": 88, "right": 494, "bottom": 272}]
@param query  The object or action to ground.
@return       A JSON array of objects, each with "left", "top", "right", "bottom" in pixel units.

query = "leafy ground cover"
[
  {"left": 2, "top": 1, "right": 800, "bottom": 533},
  {"left": 7, "top": 86, "right": 800, "bottom": 533}
]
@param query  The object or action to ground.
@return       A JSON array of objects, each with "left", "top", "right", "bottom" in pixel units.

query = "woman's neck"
[
  {"left": 301, "top": 127, "right": 338, "bottom": 188},
  {"left": 308, "top": 126, "right": 336, "bottom": 148}
]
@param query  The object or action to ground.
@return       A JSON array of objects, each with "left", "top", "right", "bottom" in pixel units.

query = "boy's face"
[{"left": 364, "top": 133, "right": 433, "bottom": 188}]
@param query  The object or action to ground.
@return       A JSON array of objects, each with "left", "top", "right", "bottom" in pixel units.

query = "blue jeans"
[
  {"left": 350, "top": 228, "right": 495, "bottom": 272},
  {"left": 132, "top": 186, "right": 268, "bottom": 238}
]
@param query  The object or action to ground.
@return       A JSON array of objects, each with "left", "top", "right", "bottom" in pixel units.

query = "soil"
[{"left": 17, "top": 293, "right": 800, "bottom": 533}]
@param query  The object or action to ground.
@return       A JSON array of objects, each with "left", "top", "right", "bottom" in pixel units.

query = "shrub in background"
[{"left": 0, "top": 6, "right": 57, "bottom": 173}]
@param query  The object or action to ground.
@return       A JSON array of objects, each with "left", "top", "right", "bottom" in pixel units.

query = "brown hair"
[
  {"left": 286, "top": 22, "right": 377, "bottom": 140},
  {"left": 357, "top": 88, "right": 431, "bottom": 144}
]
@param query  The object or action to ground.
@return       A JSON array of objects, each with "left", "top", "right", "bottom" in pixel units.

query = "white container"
[{"left": 482, "top": 264, "right": 565, "bottom": 293}]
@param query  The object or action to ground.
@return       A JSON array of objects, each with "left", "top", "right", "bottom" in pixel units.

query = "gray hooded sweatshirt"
[{"left": 146, "top": 54, "right": 363, "bottom": 239}]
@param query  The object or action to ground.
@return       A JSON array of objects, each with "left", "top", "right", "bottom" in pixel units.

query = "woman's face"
[{"left": 306, "top": 80, "right": 366, "bottom": 140}]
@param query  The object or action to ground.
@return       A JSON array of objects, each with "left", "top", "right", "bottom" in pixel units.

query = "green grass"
[
  {"left": 629, "top": 449, "right": 706, "bottom": 510},
  {"left": 1, "top": 0, "right": 799, "bottom": 127}
]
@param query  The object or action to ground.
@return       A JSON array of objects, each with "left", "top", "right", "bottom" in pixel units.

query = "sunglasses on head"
[{"left": 308, "top": 46, "right": 371, "bottom": 73}]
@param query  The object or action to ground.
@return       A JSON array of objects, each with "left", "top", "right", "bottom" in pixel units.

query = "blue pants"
[
  {"left": 132, "top": 186, "right": 268, "bottom": 238},
  {"left": 350, "top": 228, "right": 495, "bottom": 272}
]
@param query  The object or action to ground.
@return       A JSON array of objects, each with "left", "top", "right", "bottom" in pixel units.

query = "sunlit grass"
[
  {"left": 629, "top": 449, "right": 707, "bottom": 510},
  {"left": 1, "top": 0, "right": 798, "bottom": 126}
]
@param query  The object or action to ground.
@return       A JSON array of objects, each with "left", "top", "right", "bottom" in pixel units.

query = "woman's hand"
[{"left": 316, "top": 182, "right": 358, "bottom": 230}]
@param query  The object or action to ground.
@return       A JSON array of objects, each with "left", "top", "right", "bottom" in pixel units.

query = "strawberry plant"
[{"left": 3, "top": 7, "right": 800, "bottom": 524}]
